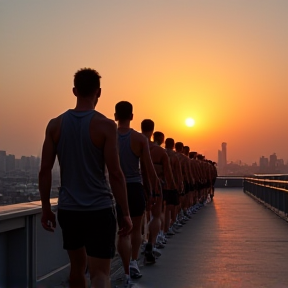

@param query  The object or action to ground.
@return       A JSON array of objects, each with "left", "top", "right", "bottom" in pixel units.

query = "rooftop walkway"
[{"left": 110, "top": 188, "right": 288, "bottom": 288}]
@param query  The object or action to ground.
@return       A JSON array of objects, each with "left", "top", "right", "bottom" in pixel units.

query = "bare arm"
[
  {"left": 104, "top": 121, "right": 130, "bottom": 216},
  {"left": 174, "top": 157, "right": 183, "bottom": 193},
  {"left": 39, "top": 119, "right": 57, "bottom": 231},
  {"left": 140, "top": 138, "right": 161, "bottom": 195},
  {"left": 162, "top": 152, "right": 176, "bottom": 190}
]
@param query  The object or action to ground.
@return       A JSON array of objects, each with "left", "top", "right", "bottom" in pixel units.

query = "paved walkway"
[{"left": 111, "top": 188, "right": 288, "bottom": 288}]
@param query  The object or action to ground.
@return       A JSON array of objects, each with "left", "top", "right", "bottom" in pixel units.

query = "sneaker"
[
  {"left": 152, "top": 247, "right": 162, "bottom": 257},
  {"left": 166, "top": 227, "right": 175, "bottom": 236},
  {"left": 144, "top": 251, "right": 156, "bottom": 264},
  {"left": 155, "top": 241, "right": 165, "bottom": 249},
  {"left": 122, "top": 278, "right": 136, "bottom": 288},
  {"left": 174, "top": 221, "right": 183, "bottom": 228},
  {"left": 129, "top": 260, "right": 142, "bottom": 279},
  {"left": 172, "top": 224, "right": 180, "bottom": 233}
]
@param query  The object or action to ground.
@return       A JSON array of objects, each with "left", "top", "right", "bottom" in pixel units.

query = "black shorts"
[
  {"left": 117, "top": 182, "right": 146, "bottom": 222},
  {"left": 163, "top": 189, "right": 179, "bottom": 206},
  {"left": 184, "top": 181, "right": 190, "bottom": 194},
  {"left": 57, "top": 207, "right": 116, "bottom": 259}
]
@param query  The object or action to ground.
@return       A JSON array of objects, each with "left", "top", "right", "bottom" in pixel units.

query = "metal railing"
[{"left": 243, "top": 175, "right": 288, "bottom": 221}]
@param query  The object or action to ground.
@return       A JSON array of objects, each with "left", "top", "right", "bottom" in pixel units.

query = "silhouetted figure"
[{"left": 39, "top": 68, "right": 132, "bottom": 288}]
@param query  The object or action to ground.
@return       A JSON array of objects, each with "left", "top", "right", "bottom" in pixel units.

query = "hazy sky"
[{"left": 1, "top": 0, "right": 287, "bottom": 164}]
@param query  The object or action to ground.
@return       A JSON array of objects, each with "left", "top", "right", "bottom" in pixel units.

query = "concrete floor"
[{"left": 111, "top": 188, "right": 288, "bottom": 288}]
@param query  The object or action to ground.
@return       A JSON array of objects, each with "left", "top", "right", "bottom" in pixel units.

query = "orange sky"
[{"left": 1, "top": 1, "right": 287, "bottom": 164}]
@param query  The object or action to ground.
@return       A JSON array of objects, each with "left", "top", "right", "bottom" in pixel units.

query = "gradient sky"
[{"left": 1, "top": 0, "right": 287, "bottom": 164}]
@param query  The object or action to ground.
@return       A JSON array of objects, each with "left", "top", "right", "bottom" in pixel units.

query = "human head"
[
  {"left": 165, "top": 138, "right": 175, "bottom": 149},
  {"left": 197, "top": 154, "right": 204, "bottom": 161},
  {"left": 141, "top": 119, "right": 154, "bottom": 139},
  {"left": 115, "top": 101, "right": 133, "bottom": 121},
  {"left": 189, "top": 151, "right": 197, "bottom": 159},
  {"left": 175, "top": 142, "right": 184, "bottom": 152},
  {"left": 183, "top": 146, "right": 190, "bottom": 156},
  {"left": 153, "top": 131, "right": 164, "bottom": 145},
  {"left": 73, "top": 68, "right": 101, "bottom": 98}
]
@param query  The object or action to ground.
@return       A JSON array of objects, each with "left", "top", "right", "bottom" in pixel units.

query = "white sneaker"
[
  {"left": 167, "top": 227, "right": 175, "bottom": 235},
  {"left": 129, "top": 260, "right": 142, "bottom": 279},
  {"left": 152, "top": 247, "right": 162, "bottom": 257}
]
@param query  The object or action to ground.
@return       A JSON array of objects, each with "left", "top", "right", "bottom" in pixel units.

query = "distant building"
[
  {"left": 218, "top": 150, "right": 222, "bottom": 169},
  {"left": 30, "top": 156, "right": 40, "bottom": 174},
  {"left": 259, "top": 156, "right": 269, "bottom": 173},
  {"left": 20, "top": 156, "right": 30, "bottom": 171},
  {"left": 6, "top": 154, "right": 15, "bottom": 172},
  {"left": 217, "top": 142, "right": 227, "bottom": 175},
  {"left": 269, "top": 153, "right": 277, "bottom": 172},
  {"left": 221, "top": 142, "right": 227, "bottom": 166},
  {"left": 0, "top": 151, "right": 7, "bottom": 174}
]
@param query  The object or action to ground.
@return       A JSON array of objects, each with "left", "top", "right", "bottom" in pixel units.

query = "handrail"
[
  {"left": 245, "top": 177, "right": 288, "bottom": 184},
  {"left": 243, "top": 176, "right": 288, "bottom": 221}
]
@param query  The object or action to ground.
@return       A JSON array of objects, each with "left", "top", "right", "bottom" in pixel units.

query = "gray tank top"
[
  {"left": 57, "top": 109, "right": 114, "bottom": 211},
  {"left": 118, "top": 129, "right": 142, "bottom": 183}
]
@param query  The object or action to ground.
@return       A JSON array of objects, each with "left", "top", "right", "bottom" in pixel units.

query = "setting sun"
[{"left": 185, "top": 118, "right": 195, "bottom": 127}]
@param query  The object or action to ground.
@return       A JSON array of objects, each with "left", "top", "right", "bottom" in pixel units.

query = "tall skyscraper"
[
  {"left": 222, "top": 142, "right": 227, "bottom": 166},
  {"left": 217, "top": 142, "right": 227, "bottom": 175}
]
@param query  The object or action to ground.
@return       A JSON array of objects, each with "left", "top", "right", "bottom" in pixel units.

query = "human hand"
[
  {"left": 41, "top": 208, "right": 56, "bottom": 232},
  {"left": 118, "top": 215, "right": 133, "bottom": 237}
]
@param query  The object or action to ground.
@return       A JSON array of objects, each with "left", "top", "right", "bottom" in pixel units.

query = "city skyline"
[
  {"left": 1, "top": 146, "right": 287, "bottom": 168},
  {"left": 1, "top": 1, "right": 288, "bottom": 164}
]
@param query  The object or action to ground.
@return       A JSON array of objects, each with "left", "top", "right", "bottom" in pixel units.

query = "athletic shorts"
[
  {"left": 189, "top": 183, "right": 195, "bottom": 192},
  {"left": 163, "top": 189, "right": 178, "bottom": 206},
  {"left": 117, "top": 182, "right": 146, "bottom": 223},
  {"left": 57, "top": 207, "right": 116, "bottom": 259},
  {"left": 184, "top": 181, "right": 190, "bottom": 194}
]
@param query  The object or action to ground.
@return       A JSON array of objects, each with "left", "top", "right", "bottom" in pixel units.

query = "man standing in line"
[
  {"left": 141, "top": 120, "right": 174, "bottom": 262},
  {"left": 165, "top": 138, "right": 184, "bottom": 230},
  {"left": 39, "top": 68, "right": 132, "bottom": 288},
  {"left": 175, "top": 142, "right": 193, "bottom": 220},
  {"left": 114, "top": 101, "right": 160, "bottom": 284}
]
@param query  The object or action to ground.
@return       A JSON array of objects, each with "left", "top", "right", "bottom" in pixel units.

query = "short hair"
[
  {"left": 183, "top": 146, "right": 190, "bottom": 153},
  {"left": 153, "top": 131, "right": 164, "bottom": 143},
  {"left": 165, "top": 138, "right": 174, "bottom": 149},
  {"left": 115, "top": 101, "right": 133, "bottom": 120},
  {"left": 141, "top": 119, "right": 154, "bottom": 132},
  {"left": 197, "top": 154, "right": 204, "bottom": 160},
  {"left": 74, "top": 68, "right": 101, "bottom": 97},
  {"left": 189, "top": 151, "right": 197, "bottom": 159},
  {"left": 175, "top": 142, "right": 183, "bottom": 151}
]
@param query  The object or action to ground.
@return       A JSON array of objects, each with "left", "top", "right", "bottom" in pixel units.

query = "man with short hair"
[
  {"left": 141, "top": 119, "right": 174, "bottom": 262},
  {"left": 165, "top": 138, "right": 184, "bottom": 231},
  {"left": 39, "top": 68, "right": 132, "bottom": 288},
  {"left": 175, "top": 142, "right": 193, "bottom": 220},
  {"left": 114, "top": 101, "right": 160, "bottom": 283}
]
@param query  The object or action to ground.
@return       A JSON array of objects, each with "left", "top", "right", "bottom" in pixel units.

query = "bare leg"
[
  {"left": 164, "top": 204, "right": 173, "bottom": 232},
  {"left": 149, "top": 197, "right": 162, "bottom": 245},
  {"left": 117, "top": 235, "right": 131, "bottom": 275},
  {"left": 88, "top": 256, "right": 111, "bottom": 288},
  {"left": 131, "top": 215, "right": 144, "bottom": 260},
  {"left": 67, "top": 248, "right": 87, "bottom": 288}
]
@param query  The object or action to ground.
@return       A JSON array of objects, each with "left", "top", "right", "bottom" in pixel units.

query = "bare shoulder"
[
  {"left": 46, "top": 114, "right": 63, "bottom": 135},
  {"left": 92, "top": 112, "right": 116, "bottom": 131},
  {"left": 153, "top": 145, "right": 166, "bottom": 155},
  {"left": 131, "top": 129, "right": 148, "bottom": 143}
]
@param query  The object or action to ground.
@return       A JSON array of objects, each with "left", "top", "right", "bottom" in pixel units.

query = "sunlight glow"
[{"left": 185, "top": 118, "right": 195, "bottom": 127}]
